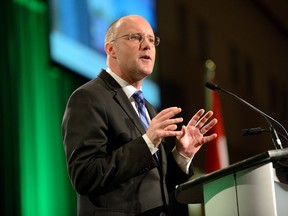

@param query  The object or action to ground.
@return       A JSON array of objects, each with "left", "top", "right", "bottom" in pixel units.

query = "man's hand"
[
  {"left": 175, "top": 109, "right": 218, "bottom": 158},
  {"left": 146, "top": 107, "right": 183, "bottom": 148}
]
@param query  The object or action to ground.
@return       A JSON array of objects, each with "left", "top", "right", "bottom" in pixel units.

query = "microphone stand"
[{"left": 206, "top": 82, "right": 286, "bottom": 149}]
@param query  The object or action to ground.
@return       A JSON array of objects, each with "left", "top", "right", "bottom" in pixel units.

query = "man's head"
[{"left": 105, "top": 15, "right": 159, "bottom": 88}]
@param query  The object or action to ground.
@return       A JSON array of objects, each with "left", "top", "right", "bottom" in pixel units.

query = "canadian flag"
[{"left": 204, "top": 88, "right": 229, "bottom": 173}]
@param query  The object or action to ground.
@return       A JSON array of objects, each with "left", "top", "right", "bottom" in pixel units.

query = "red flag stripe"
[{"left": 204, "top": 90, "right": 229, "bottom": 173}]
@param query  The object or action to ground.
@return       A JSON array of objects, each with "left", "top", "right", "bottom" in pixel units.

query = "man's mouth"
[{"left": 140, "top": 55, "right": 151, "bottom": 60}]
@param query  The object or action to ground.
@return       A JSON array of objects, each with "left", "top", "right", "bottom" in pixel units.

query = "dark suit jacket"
[{"left": 62, "top": 70, "right": 193, "bottom": 216}]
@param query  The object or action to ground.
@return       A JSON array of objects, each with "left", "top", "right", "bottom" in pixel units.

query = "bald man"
[{"left": 62, "top": 15, "right": 217, "bottom": 216}]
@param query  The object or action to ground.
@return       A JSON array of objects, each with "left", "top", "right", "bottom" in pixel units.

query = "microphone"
[
  {"left": 241, "top": 127, "right": 270, "bottom": 136},
  {"left": 205, "top": 82, "right": 221, "bottom": 90},
  {"left": 205, "top": 82, "right": 287, "bottom": 149}
]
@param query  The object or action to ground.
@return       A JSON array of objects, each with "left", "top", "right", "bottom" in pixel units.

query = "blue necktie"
[
  {"left": 132, "top": 90, "right": 149, "bottom": 130},
  {"left": 132, "top": 90, "right": 160, "bottom": 165}
]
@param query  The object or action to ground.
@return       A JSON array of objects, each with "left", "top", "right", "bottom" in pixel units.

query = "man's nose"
[{"left": 140, "top": 37, "right": 152, "bottom": 50}]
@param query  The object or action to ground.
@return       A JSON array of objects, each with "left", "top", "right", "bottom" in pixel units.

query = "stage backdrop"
[
  {"left": 1, "top": 0, "right": 162, "bottom": 215},
  {"left": 1, "top": 0, "right": 84, "bottom": 215}
]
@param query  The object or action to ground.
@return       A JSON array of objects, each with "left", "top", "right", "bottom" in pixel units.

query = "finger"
[
  {"left": 187, "top": 109, "right": 205, "bottom": 126},
  {"left": 159, "top": 117, "right": 183, "bottom": 129},
  {"left": 203, "top": 133, "right": 218, "bottom": 143},
  {"left": 195, "top": 133, "right": 218, "bottom": 147},
  {"left": 164, "top": 124, "right": 179, "bottom": 131},
  {"left": 152, "top": 107, "right": 183, "bottom": 129},
  {"left": 200, "top": 118, "right": 218, "bottom": 134},
  {"left": 159, "top": 130, "right": 183, "bottom": 138},
  {"left": 176, "top": 125, "right": 186, "bottom": 139},
  {"left": 154, "top": 107, "right": 182, "bottom": 121},
  {"left": 195, "top": 111, "right": 214, "bottom": 129}
]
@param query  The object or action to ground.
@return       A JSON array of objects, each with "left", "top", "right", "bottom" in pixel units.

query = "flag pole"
[{"left": 204, "top": 60, "right": 229, "bottom": 173}]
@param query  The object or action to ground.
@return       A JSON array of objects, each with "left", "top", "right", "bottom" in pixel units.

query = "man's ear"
[{"left": 105, "top": 42, "right": 116, "bottom": 58}]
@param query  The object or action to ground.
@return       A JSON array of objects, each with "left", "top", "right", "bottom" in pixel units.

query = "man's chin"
[
  {"left": 141, "top": 66, "right": 154, "bottom": 74},
  {"left": 140, "top": 70, "right": 153, "bottom": 78}
]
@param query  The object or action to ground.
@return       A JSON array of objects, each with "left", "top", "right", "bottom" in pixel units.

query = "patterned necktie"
[
  {"left": 132, "top": 90, "right": 149, "bottom": 130},
  {"left": 132, "top": 90, "right": 160, "bottom": 165}
]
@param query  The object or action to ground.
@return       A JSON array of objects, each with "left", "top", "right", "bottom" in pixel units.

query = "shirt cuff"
[
  {"left": 172, "top": 147, "right": 193, "bottom": 174},
  {"left": 142, "top": 134, "right": 158, "bottom": 155}
]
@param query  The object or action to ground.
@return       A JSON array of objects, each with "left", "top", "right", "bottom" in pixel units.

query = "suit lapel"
[
  {"left": 98, "top": 70, "right": 147, "bottom": 134},
  {"left": 115, "top": 91, "right": 147, "bottom": 134},
  {"left": 145, "top": 100, "right": 157, "bottom": 119}
]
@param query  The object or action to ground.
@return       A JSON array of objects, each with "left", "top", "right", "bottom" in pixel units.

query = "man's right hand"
[{"left": 146, "top": 107, "right": 183, "bottom": 148}]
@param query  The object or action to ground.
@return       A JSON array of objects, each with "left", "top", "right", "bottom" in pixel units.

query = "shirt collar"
[{"left": 106, "top": 68, "right": 140, "bottom": 99}]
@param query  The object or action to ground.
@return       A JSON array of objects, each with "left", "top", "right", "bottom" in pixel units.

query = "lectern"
[{"left": 175, "top": 149, "right": 288, "bottom": 216}]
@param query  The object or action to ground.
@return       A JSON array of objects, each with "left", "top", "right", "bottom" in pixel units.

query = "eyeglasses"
[{"left": 110, "top": 33, "right": 160, "bottom": 46}]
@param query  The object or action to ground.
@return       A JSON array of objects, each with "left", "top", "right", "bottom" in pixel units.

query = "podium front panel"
[
  {"left": 204, "top": 174, "right": 238, "bottom": 216},
  {"left": 274, "top": 181, "right": 288, "bottom": 216},
  {"left": 236, "top": 163, "right": 277, "bottom": 216}
]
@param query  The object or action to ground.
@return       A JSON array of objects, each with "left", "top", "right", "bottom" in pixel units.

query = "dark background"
[
  {"left": 1, "top": 0, "right": 287, "bottom": 215},
  {"left": 157, "top": 0, "right": 288, "bottom": 167}
]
